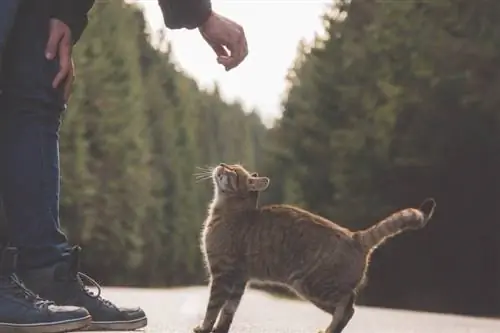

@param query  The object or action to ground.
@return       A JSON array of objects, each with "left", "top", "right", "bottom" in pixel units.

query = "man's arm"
[
  {"left": 158, "top": 0, "right": 213, "bottom": 30},
  {"left": 50, "top": 0, "right": 95, "bottom": 43},
  {"left": 158, "top": 0, "right": 248, "bottom": 71}
]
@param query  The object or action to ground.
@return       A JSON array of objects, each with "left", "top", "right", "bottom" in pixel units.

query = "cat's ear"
[{"left": 247, "top": 176, "right": 270, "bottom": 192}]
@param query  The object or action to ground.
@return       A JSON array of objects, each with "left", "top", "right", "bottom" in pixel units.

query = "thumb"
[
  {"left": 45, "top": 29, "right": 62, "bottom": 60},
  {"left": 200, "top": 29, "right": 229, "bottom": 57},
  {"left": 209, "top": 42, "right": 229, "bottom": 58}
]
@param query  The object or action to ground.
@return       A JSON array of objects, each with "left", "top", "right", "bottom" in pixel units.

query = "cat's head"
[{"left": 212, "top": 163, "right": 270, "bottom": 202}]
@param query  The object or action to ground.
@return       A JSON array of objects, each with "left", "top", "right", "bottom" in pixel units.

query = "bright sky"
[{"left": 134, "top": 0, "right": 328, "bottom": 126}]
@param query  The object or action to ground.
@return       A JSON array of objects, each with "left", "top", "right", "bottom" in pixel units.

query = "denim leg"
[
  {"left": 0, "top": 0, "right": 71, "bottom": 269},
  {"left": 0, "top": 0, "right": 21, "bottom": 69}
]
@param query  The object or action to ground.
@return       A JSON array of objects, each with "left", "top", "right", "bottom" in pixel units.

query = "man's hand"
[
  {"left": 199, "top": 12, "right": 248, "bottom": 71},
  {"left": 46, "top": 18, "right": 74, "bottom": 102}
]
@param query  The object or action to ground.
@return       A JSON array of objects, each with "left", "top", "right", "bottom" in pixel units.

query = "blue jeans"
[
  {"left": 0, "top": 0, "right": 20, "bottom": 57},
  {"left": 0, "top": 0, "right": 71, "bottom": 269}
]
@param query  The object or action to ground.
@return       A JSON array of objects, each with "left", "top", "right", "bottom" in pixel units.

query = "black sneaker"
[
  {"left": 0, "top": 247, "right": 91, "bottom": 333},
  {"left": 17, "top": 246, "right": 147, "bottom": 331}
]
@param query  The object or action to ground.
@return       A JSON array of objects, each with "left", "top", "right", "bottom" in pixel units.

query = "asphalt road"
[{"left": 93, "top": 286, "right": 500, "bottom": 333}]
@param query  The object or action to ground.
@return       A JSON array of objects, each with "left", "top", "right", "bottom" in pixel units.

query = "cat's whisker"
[
  {"left": 194, "top": 178, "right": 212, "bottom": 183},
  {"left": 195, "top": 164, "right": 213, "bottom": 169},
  {"left": 193, "top": 169, "right": 212, "bottom": 173},
  {"left": 194, "top": 172, "right": 213, "bottom": 178},
  {"left": 193, "top": 166, "right": 216, "bottom": 179},
  {"left": 195, "top": 165, "right": 215, "bottom": 173},
  {"left": 195, "top": 175, "right": 213, "bottom": 183},
  {"left": 193, "top": 172, "right": 212, "bottom": 178},
  {"left": 193, "top": 169, "right": 214, "bottom": 175},
  {"left": 194, "top": 170, "right": 211, "bottom": 175},
  {"left": 195, "top": 178, "right": 212, "bottom": 183}
]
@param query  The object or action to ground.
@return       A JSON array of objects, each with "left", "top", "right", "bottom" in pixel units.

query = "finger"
[
  {"left": 52, "top": 51, "right": 69, "bottom": 88},
  {"left": 216, "top": 56, "right": 230, "bottom": 69},
  {"left": 45, "top": 25, "right": 62, "bottom": 60},
  {"left": 218, "top": 46, "right": 240, "bottom": 71},
  {"left": 220, "top": 28, "right": 247, "bottom": 71},
  {"left": 63, "top": 61, "right": 75, "bottom": 102},
  {"left": 63, "top": 74, "right": 74, "bottom": 102},
  {"left": 201, "top": 30, "right": 229, "bottom": 57},
  {"left": 234, "top": 30, "right": 248, "bottom": 69},
  {"left": 52, "top": 34, "right": 71, "bottom": 88},
  {"left": 216, "top": 44, "right": 237, "bottom": 70},
  {"left": 241, "top": 29, "right": 249, "bottom": 59},
  {"left": 209, "top": 41, "right": 229, "bottom": 57},
  {"left": 235, "top": 28, "right": 249, "bottom": 66}
]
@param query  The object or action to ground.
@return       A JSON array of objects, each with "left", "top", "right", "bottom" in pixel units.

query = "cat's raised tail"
[{"left": 353, "top": 198, "right": 436, "bottom": 251}]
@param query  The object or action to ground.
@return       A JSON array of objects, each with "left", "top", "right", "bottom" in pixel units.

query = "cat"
[{"left": 194, "top": 163, "right": 436, "bottom": 333}]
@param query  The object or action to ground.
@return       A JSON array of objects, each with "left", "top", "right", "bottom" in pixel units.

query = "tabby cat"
[{"left": 194, "top": 163, "right": 436, "bottom": 333}]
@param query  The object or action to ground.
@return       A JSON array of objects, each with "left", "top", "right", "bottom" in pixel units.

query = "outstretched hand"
[
  {"left": 46, "top": 18, "right": 74, "bottom": 102},
  {"left": 199, "top": 12, "right": 248, "bottom": 71}
]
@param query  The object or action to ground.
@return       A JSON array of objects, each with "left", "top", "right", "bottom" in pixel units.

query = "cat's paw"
[
  {"left": 193, "top": 325, "right": 211, "bottom": 333},
  {"left": 212, "top": 326, "right": 230, "bottom": 333}
]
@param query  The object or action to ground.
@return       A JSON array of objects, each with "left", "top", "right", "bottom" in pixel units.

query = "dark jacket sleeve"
[
  {"left": 158, "top": 0, "right": 212, "bottom": 30},
  {"left": 51, "top": 0, "right": 95, "bottom": 44}
]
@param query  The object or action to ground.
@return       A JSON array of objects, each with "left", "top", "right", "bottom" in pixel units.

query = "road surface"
[{"left": 93, "top": 286, "right": 500, "bottom": 333}]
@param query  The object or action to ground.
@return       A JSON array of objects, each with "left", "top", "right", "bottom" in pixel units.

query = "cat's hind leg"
[
  {"left": 330, "top": 293, "right": 355, "bottom": 333},
  {"left": 306, "top": 291, "right": 355, "bottom": 333},
  {"left": 323, "top": 292, "right": 355, "bottom": 333}
]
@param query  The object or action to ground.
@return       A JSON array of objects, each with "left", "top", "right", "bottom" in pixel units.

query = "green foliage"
[
  {"left": 60, "top": 1, "right": 266, "bottom": 286},
  {"left": 261, "top": 0, "right": 500, "bottom": 316}
]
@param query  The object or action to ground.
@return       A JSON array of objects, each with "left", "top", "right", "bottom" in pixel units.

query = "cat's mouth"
[{"left": 213, "top": 164, "right": 234, "bottom": 193}]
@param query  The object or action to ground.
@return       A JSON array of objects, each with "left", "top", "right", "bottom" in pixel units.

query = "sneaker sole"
[
  {"left": 84, "top": 316, "right": 148, "bottom": 331},
  {"left": 0, "top": 315, "right": 91, "bottom": 333}
]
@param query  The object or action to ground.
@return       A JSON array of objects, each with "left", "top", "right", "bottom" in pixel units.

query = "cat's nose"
[{"left": 216, "top": 164, "right": 225, "bottom": 176}]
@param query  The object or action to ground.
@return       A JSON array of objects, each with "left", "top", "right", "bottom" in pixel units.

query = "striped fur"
[
  {"left": 194, "top": 163, "right": 436, "bottom": 333},
  {"left": 353, "top": 198, "right": 436, "bottom": 251}
]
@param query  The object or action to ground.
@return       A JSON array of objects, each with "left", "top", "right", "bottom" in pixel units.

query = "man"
[{"left": 0, "top": 0, "right": 248, "bottom": 332}]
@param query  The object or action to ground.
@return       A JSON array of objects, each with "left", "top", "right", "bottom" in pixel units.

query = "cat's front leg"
[
  {"left": 211, "top": 278, "right": 247, "bottom": 333},
  {"left": 193, "top": 276, "right": 232, "bottom": 333}
]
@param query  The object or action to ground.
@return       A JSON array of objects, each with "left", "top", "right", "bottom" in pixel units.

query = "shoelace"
[
  {"left": 0, "top": 274, "right": 52, "bottom": 307},
  {"left": 77, "top": 272, "right": 117, "bottom": 308}
]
